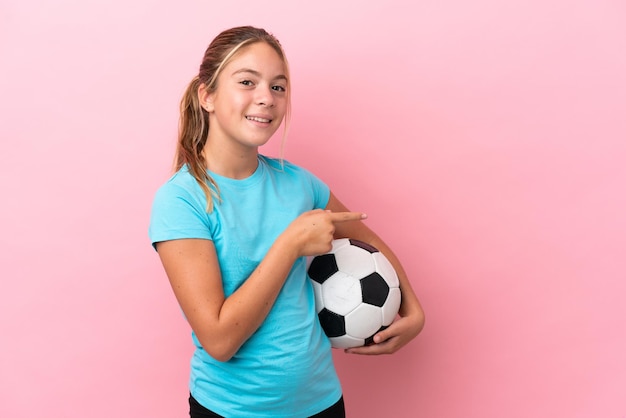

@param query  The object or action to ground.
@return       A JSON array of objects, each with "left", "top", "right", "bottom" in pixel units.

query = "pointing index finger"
[{"left": 328, "top": 211, "right": 368, "bottom": 223}]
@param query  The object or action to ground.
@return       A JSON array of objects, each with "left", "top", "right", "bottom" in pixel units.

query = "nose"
[{"left": 256, "top": 84, "right": 274, "bottom": 107}]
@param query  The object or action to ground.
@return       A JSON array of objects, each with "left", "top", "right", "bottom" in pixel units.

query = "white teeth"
[{"left": 246, "top": 116, "right": 271, "bottom": 123}]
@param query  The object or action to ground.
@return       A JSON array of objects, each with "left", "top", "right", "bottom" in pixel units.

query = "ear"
[{"left": 198, "top": 83, "right": 215, "bottom": 113}]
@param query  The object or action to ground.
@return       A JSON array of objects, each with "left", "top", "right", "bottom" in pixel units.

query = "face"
[{"left": 202, "top": 42, "right": 288, "bottom": 151}]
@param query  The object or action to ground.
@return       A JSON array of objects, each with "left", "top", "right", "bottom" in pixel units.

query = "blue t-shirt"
[{"left": 149, "top": 155, "right": 341, "bottom": 417}]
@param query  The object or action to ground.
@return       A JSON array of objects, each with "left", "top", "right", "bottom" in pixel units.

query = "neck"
[{"left": 202, "top": 141, "right": 259, "bottom": 180}]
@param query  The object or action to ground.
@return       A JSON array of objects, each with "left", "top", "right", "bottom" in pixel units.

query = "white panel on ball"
[
  {"left": 345, "top": 304, "right": 383, "bottom": 339},
  {"left": 334, "top": 245, "right": 376, "bottom": 279},
  {"left": 311, "top": 280, "right": 324, "bottom": 314},
  {"left": 321, "top": 271, "right": 362, "bottom": 316},
  {"left": 330, "top": 238, "right": 351, "bottom": 252},
  {"left": 330, "top": 334, "right": 364, "bottom": 349},
  {"left": 382, "top": 287, "right": 402, "bottom": 326},
  {"left": 372, "top": 252, "right": 400, "bottom": 288}
]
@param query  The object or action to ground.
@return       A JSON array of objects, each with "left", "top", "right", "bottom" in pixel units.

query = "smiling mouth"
[{"left": 246, "top": 116, "right": 272, "bottom": 123}]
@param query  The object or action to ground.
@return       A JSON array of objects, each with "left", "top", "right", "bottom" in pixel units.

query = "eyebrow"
[{"left": 232, "top": 68, "right": 288, "bottom": 81}]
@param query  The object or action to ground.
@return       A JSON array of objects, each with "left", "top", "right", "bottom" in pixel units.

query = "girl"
[{"left": 149, "top": 26, "right": 425, "bottom": 418}]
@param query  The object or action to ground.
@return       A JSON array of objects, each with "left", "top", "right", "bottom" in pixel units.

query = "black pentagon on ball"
[
  {"left": 348, "top": 238, "right": 379, "bottom": 253},
  {"left": 360, "top": 272, "right": 390, "bottom": 307},
  {"left": 308, "top": 254, "right": 339, "bottom": 284},
  {"left": 317, "top": 308, "right": 346, "bottom": 337}
]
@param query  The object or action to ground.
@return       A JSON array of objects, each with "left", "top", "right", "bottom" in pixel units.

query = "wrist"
[{"left": 273, "top": 230, "right": 301, "bottom": 262}]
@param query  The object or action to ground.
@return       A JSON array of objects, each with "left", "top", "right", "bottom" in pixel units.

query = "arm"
[
  {"left": 156, "top": 209, "right": 366, "bottom": 362},
  {"left": 325, "top": 192, "right": 425, "bottom": 354}
]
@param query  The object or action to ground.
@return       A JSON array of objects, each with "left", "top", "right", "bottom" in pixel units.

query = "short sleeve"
[
  {"left": 148, "top": 178, "right": 214, "bottom": 250},
  {"left": 308, "top": 170, "right": 330, "bottom": 210},
  {"left": 278, "top": 158, "right": 330, "bottom": 210}
]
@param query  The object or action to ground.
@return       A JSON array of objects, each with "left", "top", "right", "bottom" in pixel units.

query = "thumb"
[{"left": 373, "top": 326, "right": 392, "bottom": 344}]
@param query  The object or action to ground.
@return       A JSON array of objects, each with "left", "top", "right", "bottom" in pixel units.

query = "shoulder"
[
  {"left": 156, "top": 166, "right": 201, "bottom": 194},
  {"left": 149, "top": 166, "right": 214, "bottom": 246},
  {"left": 152, "top": 166, "right": 208, "bottom": 210},
  {"left": 259, "top": 155, "right": 318, "bottom": 179},
  {"left": 258, "top": 155, "right": 330, "bottom": 208},
  {"left": 158, "top": 166, "right": 197, "bottom": 189}
]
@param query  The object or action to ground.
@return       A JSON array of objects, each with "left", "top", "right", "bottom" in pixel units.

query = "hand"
[
  {"left": 344, "top": 308, "right": 424, "bottom": 355},
  {"left": 284, "top": 209, "right": 367, "bottom": 257}
]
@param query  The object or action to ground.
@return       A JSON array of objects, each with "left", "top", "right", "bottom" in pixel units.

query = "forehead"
[{"left": 224, "top": 42, "right": 287, "bottom": 77}]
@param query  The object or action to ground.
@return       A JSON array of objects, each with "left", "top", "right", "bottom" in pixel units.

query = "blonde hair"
[{"left": 175, "top": 26, "right": 291, "bottom": 211}]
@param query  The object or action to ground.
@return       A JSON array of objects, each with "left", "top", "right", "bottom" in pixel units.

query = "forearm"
[
  {"left": 214, "top": 210, "right": 366, "bottom": 358},
  {"left": 211, "top": 235, "right": 299, "bottom": 359},
  {"left": 160, "top": 209, "right": 363, "bottom": 361},
  {"left": 158, "top": 236, "right": 299, "bottom": 362}
]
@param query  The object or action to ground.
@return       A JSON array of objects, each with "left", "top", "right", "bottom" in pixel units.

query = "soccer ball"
[{"left": 307, "top": 238, "right": 402, "bottom": 349}]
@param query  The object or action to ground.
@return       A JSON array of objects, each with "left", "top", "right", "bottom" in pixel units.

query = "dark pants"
[{"left": 189, "top": 394, "right": 346, "bottom": 418}]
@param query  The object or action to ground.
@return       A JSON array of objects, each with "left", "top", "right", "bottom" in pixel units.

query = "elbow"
[
  {"left": 208, "top": 352, "right": 234, "bottom": 363},
  {"left": 209, "top": 349, "right": 235, "bottom": 363},
  {"left": 403, "top": 305, "right": 426, "bottom": 338},
  {"left": 416, "top": 311, "right": 426, "bottom": 335},
  {"left": 412, "top": 303, "right": 426, "bottom": 331},
  {"left": 197, "top": 337, "right": 239, "bottom": 362}
]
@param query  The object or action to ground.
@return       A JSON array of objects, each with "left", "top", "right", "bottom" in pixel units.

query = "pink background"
[{"left": 1, "top": 0, "right": 625, "bottom": 417}]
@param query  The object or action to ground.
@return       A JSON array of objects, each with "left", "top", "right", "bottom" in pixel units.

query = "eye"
[
  {"left": 272, "top": 85, "right": 286, "bottom": 92},
  {"left": 239, "top": 80, "right": 254, "bottom": 86}
]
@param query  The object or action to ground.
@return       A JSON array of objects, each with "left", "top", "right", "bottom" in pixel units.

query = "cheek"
[
  {"left": 232, "top": 91, "right": 248, "bottom": 104},
  {"left": 274, "top": 98, "right": 288, "bottom": 118},
  {"left": 215, "top": 90, "right": 247, "bottom": 113}
]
